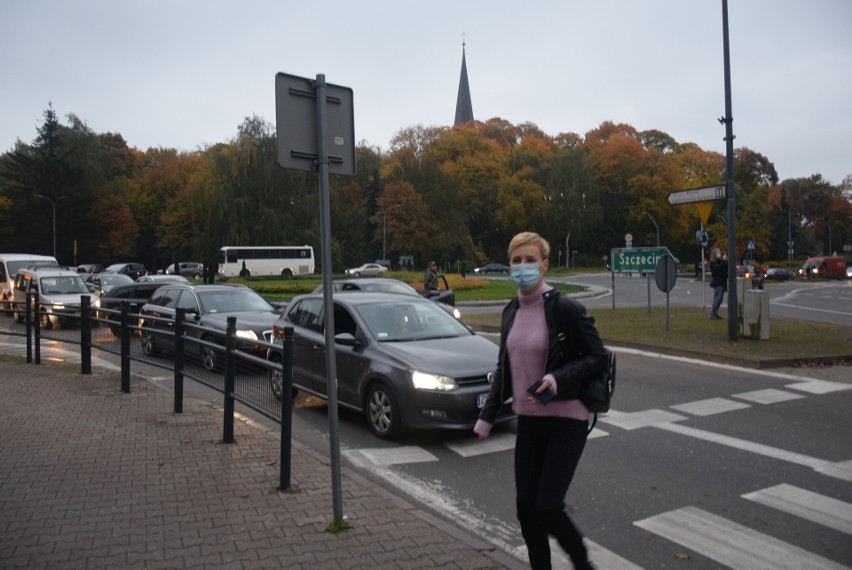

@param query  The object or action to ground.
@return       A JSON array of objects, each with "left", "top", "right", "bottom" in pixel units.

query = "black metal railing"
[{"left": 0, "top": 295, "right": 296, "bottom": 489}]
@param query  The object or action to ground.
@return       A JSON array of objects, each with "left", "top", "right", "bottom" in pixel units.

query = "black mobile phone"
[{"left": 526, "top": 379, "right": 554, "bottom": 405}]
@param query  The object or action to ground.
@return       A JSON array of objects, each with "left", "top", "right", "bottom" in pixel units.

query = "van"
[
  {"left": 164, "top": 261, "right": 203, "bottom": 278},
  {"left": 0, "top": 253, "right": 59, "bottom": 311},
  {"left": 12, "top": 267, "right": 91, "bottom": 329},
  {"left": 799, "top": 256, "right": 848, "bottom": 280}
]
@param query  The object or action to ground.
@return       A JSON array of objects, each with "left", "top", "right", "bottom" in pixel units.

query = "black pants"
[{"left": 515, "top": 416, "right": 590, "bottom": 569}]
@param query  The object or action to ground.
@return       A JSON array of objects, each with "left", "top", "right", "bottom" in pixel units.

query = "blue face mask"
[{"left": 511, "top": 262, "right": 541, "bottom": 290}]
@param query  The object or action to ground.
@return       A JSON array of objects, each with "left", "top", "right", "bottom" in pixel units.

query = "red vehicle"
[{"left": 799, "top": 256, "right": 848, "bottom": 280}]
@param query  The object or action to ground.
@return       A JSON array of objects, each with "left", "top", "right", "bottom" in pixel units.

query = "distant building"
[{"left": 454, "top": 43, "right": 474, "bottom": 126}]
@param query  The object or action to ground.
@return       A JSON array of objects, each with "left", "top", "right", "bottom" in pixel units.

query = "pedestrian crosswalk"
[{"left": 635, "top": 501, "right": 850, "bottom": 570}]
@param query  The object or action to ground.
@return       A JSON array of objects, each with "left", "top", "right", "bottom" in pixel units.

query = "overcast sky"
[{"left": 2, "top": 0, "right": 850, "bottom": 185}]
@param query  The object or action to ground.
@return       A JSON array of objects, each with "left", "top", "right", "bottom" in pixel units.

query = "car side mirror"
[{"left": 334, "top": 332, "right": 358, "bottom": 346}]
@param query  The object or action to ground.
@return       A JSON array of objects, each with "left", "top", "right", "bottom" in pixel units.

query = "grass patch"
[
  {"left": 462, "top": 306, "right": 852, "bottom": 365},
  {"left": 231, "top": 272, "right": 584, "bottom": 302}
]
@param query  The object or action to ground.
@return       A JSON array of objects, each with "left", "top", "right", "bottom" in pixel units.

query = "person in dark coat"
[{"left": 709, "top": 248, "right": 728, "bottom": 320}]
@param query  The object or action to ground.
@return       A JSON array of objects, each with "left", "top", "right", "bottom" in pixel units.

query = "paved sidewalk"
[{"left": 0, "top": 361, "right": 523, "bottom": 569}]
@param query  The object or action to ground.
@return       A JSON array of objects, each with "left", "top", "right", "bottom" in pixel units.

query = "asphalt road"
[
  {"left": 273, "top": 344, "right": 852, "bottom": 569},
  {"left": 2, "top": 281, "right": 850, "bottom": 569}
]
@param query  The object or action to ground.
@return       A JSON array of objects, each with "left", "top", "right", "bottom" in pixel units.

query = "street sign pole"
[
  {"left": 722, "top": 0, "right": 738, "bottom": 341},
  {"left": 315, "top": 75, "right": 344, "bottom": 524},
  {"left": 275, "top": 71, "right": 354, "bottom": 526}
]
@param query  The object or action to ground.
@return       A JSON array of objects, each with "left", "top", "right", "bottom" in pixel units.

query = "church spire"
[{"left": 454, "top": 41, "right": 474, "bottom": 125}]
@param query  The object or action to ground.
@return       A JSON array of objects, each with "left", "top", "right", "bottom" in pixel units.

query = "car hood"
[
  {"left": 378, "top": 334, "right": 497, "bottom": 377},
  {"left": 198, "top": 310, "right": 280, "bottom": 331},
  {"left": 41, "top": 293, "right": 91, "bottom": 306}
]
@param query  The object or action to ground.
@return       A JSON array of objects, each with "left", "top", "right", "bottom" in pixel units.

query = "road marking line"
[
  {"left": 654, "top": 422, "right": 828, "bottom": 470},
  {"left": 599, "top": 409, "right": 687, "bottom": 431},
  {"left": 743, "top": 484, "right": 852, "bottom": 536},
  {"left": 785, "top": 380, "right": 852, "bottom": 395},
  {"left": 341, "top": 446, "right": 438, "bottom": 467},
  {"left": 771, "top": 300, "right": 852, "bottom": 317},
  {"left": 732, "top": 388, "right": 805, "bottom": 404},
  {"left": 635, "top": 506, "right": 850, "bottom": 570},
  {"left": 670, "top": 397, "right": 751, "bottom": 416},
  {"left": 447, "top": 433, "right": 515, "bottom": 458},
  {"left": 817, "top": 460, "right": 852, "bottom": 482}
]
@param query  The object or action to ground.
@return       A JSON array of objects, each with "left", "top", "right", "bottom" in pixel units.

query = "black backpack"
[{"left": 554, "top": 295, "right": 617, "bottom": 431}]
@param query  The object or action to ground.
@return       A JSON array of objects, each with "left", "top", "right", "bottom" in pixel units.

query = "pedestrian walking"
[
  {"left": 709, "top": 248, "right": 728, "bottom": 320},
  {"left": 423, "top": 260, "right": 439, "bottom": 295},
  {"left": 474, "top": 231, "right": 608, "bottom": 569}
]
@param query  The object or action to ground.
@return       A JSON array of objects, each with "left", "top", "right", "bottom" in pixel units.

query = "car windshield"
[
  {"left": 40, "top": 276, "right": 89, "bottom": 295},
  {"left": 101, "top": 274, "right": 133, "bottom": 286},
  {"left": 346, "top": 281, "right": 418, "bottom": 296},
  {"left": 355, "top": 301, "right": 470, "bottom": 342},
  {"left": 197, "top": 289, "right": 274, "bottom": 314}
]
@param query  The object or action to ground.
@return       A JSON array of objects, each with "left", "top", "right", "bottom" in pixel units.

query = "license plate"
[{"left": 476, "top": 392, "right": 489, "bottom": 408}]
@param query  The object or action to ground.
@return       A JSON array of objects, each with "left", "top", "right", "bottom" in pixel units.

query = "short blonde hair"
[{"left": 508, "top": 231, "right": 550, "bottom": 261}]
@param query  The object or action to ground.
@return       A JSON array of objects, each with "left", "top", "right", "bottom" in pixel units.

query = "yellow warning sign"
[{"left": 695, "top": 202, "right": 714, "bottom": 226}]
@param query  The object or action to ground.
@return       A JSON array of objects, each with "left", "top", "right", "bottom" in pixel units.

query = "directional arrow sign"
[{"left": 667, "top": 184, "right": 726, "bottom": 205}]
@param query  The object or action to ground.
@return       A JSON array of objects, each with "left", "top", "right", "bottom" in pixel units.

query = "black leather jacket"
[{"left": 478, "top": 289, "right": 608, "bottom": 424}]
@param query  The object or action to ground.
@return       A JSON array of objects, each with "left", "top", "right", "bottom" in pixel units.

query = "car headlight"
[
  {"left": 411, "top": 371, "right": 458, "bottom": 391},
  {"left": 235, "top": 329, "right": 258, "bottom": 340}
]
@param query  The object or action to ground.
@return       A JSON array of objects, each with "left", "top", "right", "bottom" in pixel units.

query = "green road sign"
[{"left": 611, "top": 247, "right": 672, "bottom": 272}]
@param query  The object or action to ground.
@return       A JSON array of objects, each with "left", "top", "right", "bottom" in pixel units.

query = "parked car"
[
  {"left": 266, "top": 292, "right": 514, "bottom": 439},
  {"left": 140, "top": 284, "right": 281, "bottom": 371},
  {"left": 75, "top": 263, "right": 104, "bottom": 274},
  {"left": 164, "top": 261, "right": 204, "bottom": 279},
  {"left": 473, "top": 263, "right": 510, "bottom": 274},
  {"left": 736, "top": 264, "right": 764, "bottom": 289},
  {"left": 97, "top": 282, "right": 172, "bottom": 336},
  {"left": 312, "top": 277, "right": 461, "bottom": 319},
  {"left": 104, "top": 262, "right": 147, "bottom": 280},
  {"left": 344, "top": 263, "right": 387, "bottom": 277},
  {"left": 12, "top": 267, "right": 91, "bottom": 328},
  {"left": 136, "top": 274, "right": 189, "bottom": 284},
  {"left": 84, "top": 272, "right": 134, "bottom": 298},
  {"left": 764, "top": 267, "right": 795, "bottom": 281}
]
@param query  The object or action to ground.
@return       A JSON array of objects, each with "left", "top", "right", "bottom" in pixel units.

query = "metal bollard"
[
  {"left": 223, "top": 316, "right": 236, "bottom": 444},
  {"left": 80, "top": 295, "right": 91, "bottom": 375},
  {"left": 120, "top": 301, "right": 130, "bottom": 393},
  {"left": 173, "top": 308, "right": 185, "bottom": 414},
  {"left": 279, "top": 325, "right": 294, "bottom": 490}
]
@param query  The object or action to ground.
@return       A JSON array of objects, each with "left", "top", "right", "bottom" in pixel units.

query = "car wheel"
[
  {"left": 200, "top": 334, "right": 219, "bottom": 372},
  {"left": 39, "top": 309, "right": 53, "bottom": 330},
  {"left": 365, "top": 382, "right": 403, "bottom": 439},
  {"left": 281, "top": 268, "right": 293, "bottom": 279},
  {"left": 267, "top": 354, "right": 299, "bottom": 401},
  {"left": 193, "top": 273, "right": 201, "bottom": 279},
  {"left": 141, "top": 328, "right": 158, "bottom": 356},
  {"left": 354, "top": 272, "right": 361, "bottom": 277},
  {"left": 108, "top": 317, "right": 121, "bottom": 338}
]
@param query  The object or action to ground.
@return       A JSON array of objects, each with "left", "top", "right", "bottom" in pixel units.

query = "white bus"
[{"left": 218, "top": 246, "right": 315, "bottom": 278}]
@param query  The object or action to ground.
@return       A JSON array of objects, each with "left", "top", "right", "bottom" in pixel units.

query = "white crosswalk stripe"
[
  {"left": 743, "top": 484, "right": 852, "bottom": 536},
  {"left": 635, "top": 505, "right": 850, "bottom": 570}
]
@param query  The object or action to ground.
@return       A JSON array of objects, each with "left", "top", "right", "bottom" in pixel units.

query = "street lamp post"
[
  {"left": 382, "top": 204, "right": 403, "bottom": 262},
  {"left": 36, "top": 194, "right": 68, "bottom": 259},
  {"left": 820, "top": 218, "right": 832, "bottom": 255},
  {"left": 644, "top": 211, "right": 660, "bottom": 247}
]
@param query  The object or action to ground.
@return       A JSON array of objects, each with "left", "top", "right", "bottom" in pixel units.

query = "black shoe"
[{"left": 711, "top": 315, "right": 722, "bottom": 320}]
